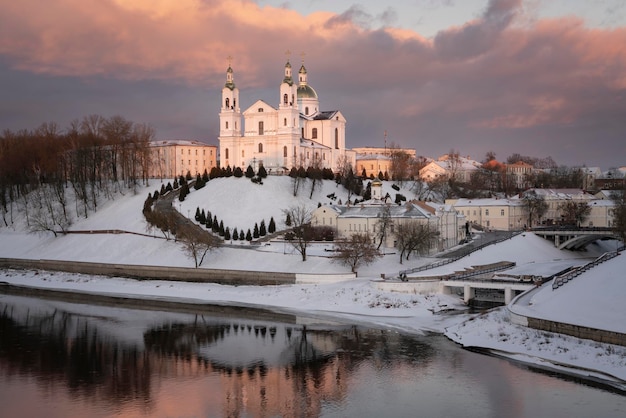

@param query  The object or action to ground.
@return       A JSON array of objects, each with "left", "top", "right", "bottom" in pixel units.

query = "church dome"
[{"left": 297, "top": 84, "right": 318, "bottom": 99}]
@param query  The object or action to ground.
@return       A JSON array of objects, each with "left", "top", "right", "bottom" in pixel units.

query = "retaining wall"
[
  {"left": 0, "top": 258, "right": 297, "bottom": 286},
  {"left": 527, "top": 317, "right": 626, "bottom": 347}
]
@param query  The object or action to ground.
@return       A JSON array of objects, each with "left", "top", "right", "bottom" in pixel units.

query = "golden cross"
[
  {"left": 227, "top": 55, "right": 233, "bottom": 66},
  {"left": 300, "top": 51, "right": 306, "bottom": 64},
  {"left": 285, "top": 49, "right": 291, "bottom": 61}
]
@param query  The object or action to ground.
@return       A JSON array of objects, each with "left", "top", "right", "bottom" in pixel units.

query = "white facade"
[
  {"left": 218, "top": 61, "right": 354, "bottom": 173},
  {"left": 149, "top": 139, "right": 217, "bottom": 179},
  {"left": 311, "top": 200, "right": 462, "bottom": 252},
  {"left": 447, "top": 198, "right": 527, "bottom": 231}
]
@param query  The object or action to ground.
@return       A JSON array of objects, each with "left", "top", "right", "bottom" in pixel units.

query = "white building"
[
  {"left": 447, "top": 198, "right": 527, "bottom": 231},
  {"left": 312, "top": 182, "right": 463, "bottom": 252},
  {"left": 149, "top": 139, "right": 217, "bottom": 179},
  {"left": 419, "top": 155, "right": 481, "bottom": 183},
  {"left": 218, "top": 60, "right": 354, "bottom": 173}
]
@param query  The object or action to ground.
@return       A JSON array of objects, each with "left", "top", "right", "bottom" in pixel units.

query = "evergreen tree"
[
  {"left": 212, "top": 215, "right": 219, "bottom": 233},
  {"left": 378, "top": 171, "right": 384, "bottom": 180},
  {"left": 239, "top": 230, "right": 245, "bottom": 240},
  {"left": 219, "top": 220, "right": 224, "bottom": 236},
  {"left": 179, "top": 175, "right": 186, "bottom": 185},
  {"left": 202, "top": 169, "right": 209, "bottom": 182},
  {"left": 268, "top": 217, "right": 276, "bottom": 233},
  {"left": 179, "top": 182, "right": 190, "bottom": 201},
  {"left": 362, "top": 168, "right": 367, "bottom": 178},
  {"left": 195, "top": 207, "right": 201, "bottom": 221},
  {"left": 173, "top": 178, "right": 179, "bottom": 189},
  {"left": 258, "top": 164, "right": 268, "bottom": 178},
  {"left": 206, "top": 214, "right": 213, "bottom": 229},
  {"left": 224, "top": 227, "right": 231, "bottom": 240},
  {"left": 210, "top": 167, "right": 221, "bottom": 179},
  {"left": 232, "top": 227, "right": 239, "bottom": 240},
  {"left": 234, "top": 166, "right": 243, "bottom": 177},
  {"left": 186, "top": 170, "right": 192, "bottom": 181},
  {"left": 259, "top": 220, "right": 267, "bottom": 236},
  {"left": 246, "top": 229, "right": 252, "bottom": 241},
  {"left": 246, "top": 165, "right": 255, "bottom": 178},
  {"left": 200, "top": 209, "right": 206, "bottom": 224},
  {"left": 225, "top": 166, "right": 233, "bottom": 177},
  {"left": 285, "top": 212, "right": 292, "bottom": 226},
  {"left": 253, "top": 223, "right": 259, "bottom": 238},
  {"left": 160, "top": 184, "right": 166, "bottom": 195}
]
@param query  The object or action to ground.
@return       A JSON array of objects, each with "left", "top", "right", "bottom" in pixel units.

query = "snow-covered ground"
[{"left": 1, "top": 177, "right": 625, "bottom": 389}]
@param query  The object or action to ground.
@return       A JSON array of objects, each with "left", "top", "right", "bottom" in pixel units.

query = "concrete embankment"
[{"left": 0, "top": 258, "right": 355, "bottom": 286}]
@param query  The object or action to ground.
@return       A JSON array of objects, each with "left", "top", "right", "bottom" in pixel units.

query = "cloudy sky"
[{"left": 1, "top": 0, "right": 625, "bottom": 168}]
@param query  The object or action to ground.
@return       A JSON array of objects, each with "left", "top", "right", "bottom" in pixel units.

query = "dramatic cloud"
[{"left": 1, "top": 0, "right": 625, "bottom": 166}]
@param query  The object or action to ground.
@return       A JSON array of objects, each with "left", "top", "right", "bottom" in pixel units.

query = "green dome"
[{"left": 297, "top": 84, "right": 318, "bottom": 99}]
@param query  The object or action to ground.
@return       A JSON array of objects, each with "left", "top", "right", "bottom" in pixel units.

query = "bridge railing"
[
  {"left": 552, "top": 248, "right": 623, "bottom": 290},
  {"left": 397, "top": 231, "right": 521, "bottom": 280}
]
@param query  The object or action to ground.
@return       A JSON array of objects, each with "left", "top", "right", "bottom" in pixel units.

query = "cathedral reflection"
[{"left": 1, "top": 296, "right": 434, "bottom": 417}]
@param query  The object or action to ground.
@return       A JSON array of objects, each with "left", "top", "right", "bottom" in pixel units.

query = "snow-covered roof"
[
  {"left": 150, "top": 139, "right": 215, "bottom": 147},
  {"left": 451, "top": 198, "right": 525, "bottom": 207},
  {"left": 338, "top": 202, "right": 433, "bottom": 219}
]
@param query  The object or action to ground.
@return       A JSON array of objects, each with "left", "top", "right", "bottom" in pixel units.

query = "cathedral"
[{"left": 218, "top": 60, "right": 354, "bottom": 173}]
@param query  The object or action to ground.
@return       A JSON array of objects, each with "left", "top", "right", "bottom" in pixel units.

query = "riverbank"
[{"left": 2, "top": 265, "right": 625, "bottom": 392}]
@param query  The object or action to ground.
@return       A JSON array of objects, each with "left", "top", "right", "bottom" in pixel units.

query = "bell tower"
[
  {"left": 219, "top": 57, "right": 241, "bottom": 138},
  {"left": 278, "top": 51, "right": 300, "bottom": 136}
]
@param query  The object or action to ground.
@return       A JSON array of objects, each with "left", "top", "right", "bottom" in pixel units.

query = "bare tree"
[
  {"left": 333, "top": 233, "right": 381, "bottom": 274},
  {"left": 611, "top": 189, "right": 626, "bottom": 244},
  {"left": 390, "top": 149, "right": 411, "bottom": 185},
  {"left": 522, "top": 191, "right": 548, "bottom": 228},
  {"left": 177, "top": 223, "right": 220, "bottom": 268},
  {"left": 395, "top": 221, "right": 436, "bottom": 264},
  {"left": 283, "top": 205, "right": 313, "bottom": 261},
  {"left": 558, "top": 201, "right": 591, "bottom": 227},
  {"left": 374, "top": 204, "right": 393, "bottom": 249}
]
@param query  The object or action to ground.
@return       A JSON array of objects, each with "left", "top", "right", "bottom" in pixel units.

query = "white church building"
[{"left": 218, "top": 60, "right": 355, "bottom": 173}]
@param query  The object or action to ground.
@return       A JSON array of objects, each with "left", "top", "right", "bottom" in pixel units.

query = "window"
[
  {"left": 188, "top": 149, "right": 190, "bottom": 155},
  {"left": 225, "top": 98, "right": 230, "bottom": 108},
  {"left": 305, "top": 107, "right": 309, "bottom": 115},
  {"left": 283, "top": 146, "right": 288, "bottom": 157},
  {"left": 312, "top": 128, "right": 317, "bottom": 139},
  {"left": 203, "top": 150, "right": 205, "bottom": 155},
  {"left": 284, "top": 118, "right": 287, "bottom": 126},
  {"left": 485, "top": 209, "right": 489, "bottom": 216},
  {"left": 181, "top": 149, "right": 184, "bottom": 155},
  {"left": 501, "top": 209, "right": 505, "bottom": 216},
  {"left": 335, "top": 128, "right": 339, "bottom": 149},
  {"left": 242, "top": 150, "right": 245, "bottom": 157},
  {"left": 225, "top": 121, "right": 229, "bottom": 129},
  {"left": 195, "top": 150, "right": 198, "bottom": 155},
  {"left": 283, "top": 94, "right": 288, "bottom": 105},
  {"left": 235, "top": 122, "right": 237, "bottom": 130},
  {"left": 225, "top": 148, "right": 229, "bottom": 159},
  {"left": 258, "top": 143, "right": 263, "bottom": 153},
  {"left": 258, "top": 108, "right": 264, "bottom": 112},
  {"left": 258, "top": 121, "right": 264, "bottom": 135}
]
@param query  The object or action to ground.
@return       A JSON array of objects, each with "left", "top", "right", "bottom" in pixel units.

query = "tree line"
[{"left": 1, "top": 116, "right": 154, "bottom": 231}]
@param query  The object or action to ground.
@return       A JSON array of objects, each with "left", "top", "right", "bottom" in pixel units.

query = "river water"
[{"left": 1, "top": 294, "right": 624, "bottom": 418}]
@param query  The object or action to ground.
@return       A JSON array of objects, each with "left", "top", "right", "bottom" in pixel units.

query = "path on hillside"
[{"left": 436, "top": 230, "right": 516, "bottom": 259}]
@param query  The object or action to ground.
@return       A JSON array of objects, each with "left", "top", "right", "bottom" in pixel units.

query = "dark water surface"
[{"left": 1, "top": 294, "right": 624, "bottom": 418}]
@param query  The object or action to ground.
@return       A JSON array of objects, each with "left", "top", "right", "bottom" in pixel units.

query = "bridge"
[
  {"left": 441, "top": 278, "right": 535, "bottom": 304},
  {"left": 532, "top": 227, "right": 621, "bottom": 250}
]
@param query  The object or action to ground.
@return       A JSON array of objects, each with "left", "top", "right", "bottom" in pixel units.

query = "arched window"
[
  {"left": 283, "top": 94, "right": 288, "bottom": 105},
  {"left": 335, "top": 128, "right": 339, "bottom": 149},
  {"left": 233, "top": 99, "right": 236, "bottom": 107},
  {"left": 258, "top": 143, "right": 263, "bottom": 153},
  {"left": 305, "top": 107, "right": 309, "bottom": 115},
  {"left": 259, "top": 121, "right": 264, "bottom": 135},
  {"left": 242, "top": 150, "right": 245, "bottom": 157},
  {"left": 225, "top": 148, "right": 229, "bottom": 159},
  {"left": 225, "top": 98, "right": 230, "bottom": 108},
  {"left": 312, "top": 128, "right": 318, "bottom": 139},
  {"left": 283, "top": 146, "right": 288, "bottom": 157},
  {"left": 284, "top": 118, "right": 287, "bottom": 126},
  {"left": 225, "top": 121, "right": 229, "bottom": 129}
]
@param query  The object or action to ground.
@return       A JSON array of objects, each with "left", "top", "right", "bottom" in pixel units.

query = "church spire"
[
  {"left": 283, "top": 50, "right": 294, "bottom": 86},
  {"left": 225, "top": 56, "right": 235, "bottom": 90},
  {"left": 298, "top": 51, "right": 308, "bottom": 85}
]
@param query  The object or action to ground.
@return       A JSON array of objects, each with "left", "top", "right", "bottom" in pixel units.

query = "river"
[{"left": 1, "top": 294, "right": 624, "bottom": 418}]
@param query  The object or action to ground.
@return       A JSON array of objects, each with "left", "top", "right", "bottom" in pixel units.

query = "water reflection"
[{"left": 1, "top": 293, "right": 624, "bottom": 418}]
